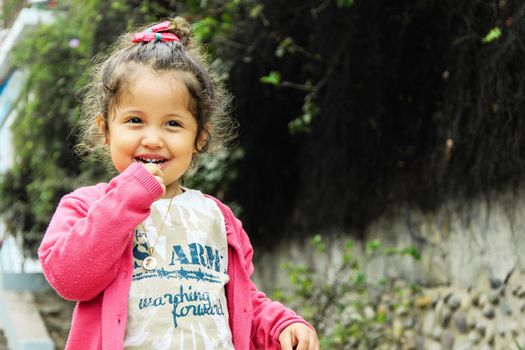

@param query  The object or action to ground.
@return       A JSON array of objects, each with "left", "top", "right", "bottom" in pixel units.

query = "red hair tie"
[{"left": 131, "top": 21, "right": 180, "bottom": 43}]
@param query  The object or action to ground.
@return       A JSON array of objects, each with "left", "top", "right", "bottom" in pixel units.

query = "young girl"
[{"left": 38, "top": 17, "right": 319, "bottom": 350}]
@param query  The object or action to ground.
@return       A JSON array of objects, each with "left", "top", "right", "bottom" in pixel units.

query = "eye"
[
  {"left": 127, "top": 117, "right": 142, "bottom": 124},
  {"left": 167, "top": 120, "right": 182, "bottom": 128}
]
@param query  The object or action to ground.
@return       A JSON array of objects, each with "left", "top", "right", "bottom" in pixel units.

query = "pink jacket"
[{"left": 39, "top": 163, "right": 313, "bottom": 350}]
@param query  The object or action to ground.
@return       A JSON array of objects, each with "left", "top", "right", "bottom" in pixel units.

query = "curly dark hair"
[{"left": 75, "top": 16, "right": 236, "bottom": 162}]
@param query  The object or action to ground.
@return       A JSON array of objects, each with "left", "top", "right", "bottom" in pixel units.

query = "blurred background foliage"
[{"left": 1, "top": 0, "right": 525, "bottom": 256}]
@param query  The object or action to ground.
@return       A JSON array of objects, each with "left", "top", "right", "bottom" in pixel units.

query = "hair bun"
[{"left": 168, "top": 17, "right": 191, "bottom": 46}]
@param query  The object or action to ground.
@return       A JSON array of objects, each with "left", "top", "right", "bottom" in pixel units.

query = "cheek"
[
  {"left": 108, "top": 131, "right": 137, "bottom": 151},
  {"left": 173, "top": 134, "right": 198, "bottom": 153},
  {"left": 110, "top": 151, "right": 132, "bottom": 173},
  {"left": 108, "top": 138, "right": 137, "bottom": 172}
]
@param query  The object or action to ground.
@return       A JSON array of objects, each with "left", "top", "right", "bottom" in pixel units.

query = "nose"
[{"left": 141, "top": 129, "right": 164, "bottom": 149}]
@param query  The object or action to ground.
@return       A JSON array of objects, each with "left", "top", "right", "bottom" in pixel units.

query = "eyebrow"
[{"left": 120, "top": 109, "right": 188, "bottom": 118}]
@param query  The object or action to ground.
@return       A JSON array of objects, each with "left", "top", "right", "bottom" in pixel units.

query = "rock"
[
  {"left": 499, "top": 301, "right": 512, "bottom": 316},
  {"left": 478, "top": 293, "right": 488, "bottom": 308},
  {"left": 39, "top": 304, "right": 63, "bottom": 316},
  {"left": 396, "top": 305, "right": 409, "bottom": 316},
  {"left": 425, "top": 339, "right": 442, "bottom": 350},
  {"left": 364, "top": 306, "right": 375, "bottom": 320},
  {"left": 447, "top": 294, "right": 461, "bottom": 310},
  {"left": 444, "top": 292, "right": 453, "bottom": 304},
  {"left": 432, "top": 296, "right": 439, "bottom": 308},
  {"left": 468, "top": 330, "right": 481, "bottom": 344},
  {"left": 460, "top": 293, "right": 472, "bottom": 310},
  {"left": 489, "top": 277, "right": 502, "bottom": 289},
  {"left": 394, "top": 279, "right": 406, "bottom": 290},
  {"left": 403, "top": 316, "right": 415, "bottom": 329},
  {"left": 440, "top": 330, "right": 454, "bottom": 348},
  {"left": 485, "top": 323, "right": 495, "bottom": 345},
  {"left": 454, "top": 341, "right": 473, "bottom": 350},
  {"left": 466, "top": 310, "right": 477, "bottom": 329},
  {"left": 454, "top": 313, "right": 469, "bottom": 333},
  {"left": 496, "top": 322, "right": 510, "bottom": 336},
  {"left": 432, "top": 327, "right": 442, "bottom": 340},
  {"left": 393, "top": 318, "right": 403, "bottom": 339},
  {"left": 487, "top": 291, "right": 499, "bottom": 305},
  {"left": 434, "top": 298, "right": 444, "bottom": 314},
  {"left": 403, "top": 330, "right": 416, "bottom": 350},
  {"left": 440, "top": 310, "right": 452, "bottom": 328},
  {"left": 349, "top": 310, "right": 364, "bottom": 323},
  {"left": 471, "top": 291, "right": 481, "bottom": 307},
  {"left": 482, "top": 305, "right": 495, "bottom": 319},
  {"left": 512, "top": 285, "right": 522, "bottom": 296},
  {"left": 414, "top": 295, "right": 433, "bottom": 308},
  {"left": 475, "top": 321, "right": 487, "bottom": 337},
  {"left": 415, "top": 336, "right": 426, "bottom": 350},
  {"left": 422, "top": 311, "right": 435, "bottom": 336},
  {"left": 510, "top": 320, "right": 519, "bottom": 336}
]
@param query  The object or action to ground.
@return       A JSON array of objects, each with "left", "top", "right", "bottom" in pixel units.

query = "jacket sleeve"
[
  {"left": 234, "top": 217, "right": 316, "bottom": 349},
  {"left": 38, "top": 163, "right": 163, "bottom": 301}
]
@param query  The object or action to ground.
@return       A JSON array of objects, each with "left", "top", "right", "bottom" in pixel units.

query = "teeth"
[{"left": 136, "top": 157, "right": 165, "bottom": 164}]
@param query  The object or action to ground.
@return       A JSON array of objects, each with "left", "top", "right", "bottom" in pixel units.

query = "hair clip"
[{"left": 131, "top": 21, "right": 180, "bottom": 43}]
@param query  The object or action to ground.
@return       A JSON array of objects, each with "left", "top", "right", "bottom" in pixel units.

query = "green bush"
[{"left": 272, "top": 235, "right": 421, "bottom": 348}]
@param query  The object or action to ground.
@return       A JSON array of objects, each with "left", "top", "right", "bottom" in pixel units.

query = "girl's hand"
[
  {"left": 279, "top": 323, "right": 320, "bottom": 350},
  {"left": 142, "top": 163, "right": 166, "bottom": 196}
]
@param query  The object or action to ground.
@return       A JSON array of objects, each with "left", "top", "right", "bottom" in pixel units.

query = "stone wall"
[
  {"left": 252, "top": 190, "right": 525, "bottom": 349},
  {"left": 374, "top": 280, "right": 525, "bottom": 349}
]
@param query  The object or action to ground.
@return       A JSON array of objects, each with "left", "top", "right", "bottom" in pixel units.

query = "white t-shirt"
[{"left": 124, "top": 189, "right": 234, "bottom": 350}]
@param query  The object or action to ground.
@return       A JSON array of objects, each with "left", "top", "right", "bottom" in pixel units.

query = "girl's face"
[{"left": 99, "top": 66, "right": 203, "bottom": 196}]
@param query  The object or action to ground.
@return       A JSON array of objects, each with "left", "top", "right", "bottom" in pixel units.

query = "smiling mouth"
[{"left": 135, "top": 157, "right": 167, "bottom": 164}]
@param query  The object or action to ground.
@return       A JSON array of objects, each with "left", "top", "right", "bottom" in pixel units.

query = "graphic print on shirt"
[
  {"left": 133, "top": 233, "right": 225, "bottom": 283},
  {"left": 124, "top": 190, "right": 234, "bottom": 350}
]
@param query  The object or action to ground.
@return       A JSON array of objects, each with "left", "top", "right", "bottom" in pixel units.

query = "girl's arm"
[{"left": 38, "top": 163, "right": 163, "bottom": 301}]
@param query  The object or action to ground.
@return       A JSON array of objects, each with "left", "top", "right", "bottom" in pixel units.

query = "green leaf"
[
  {"left": 192, "top": 17, "right": 220, "bottom": 42},
  {"left": 354, "top": 271, "right": 366, "bottom": 287},
  {"left": 383, "top": 246, "right": 398, "bottom": 255},
  {"left": 260, "top": 71, "right": 281, "bottom": 86},
  {"left": 288, "top": 92, "right": 319, "bottom": 134},
  {"left": 482, "top": 27, "right": 502, "bottom": 43},
  {"left": 310, "top": 234, "right": 326, "bottom": 253},
  {"left": 275, "top": 37, "right": 293, "bottom": 58},
  {"left": 367, "top": 239, "right": 382, "bottom": 253},
  {"left": 249, "top": 4, "right": 264, "bottom": 18},
  {"left": 336, "top": 0, "right": 354, "bottom": 8},
  {"left": 401, "top": 246, "right": 421, "bottom": 260}
]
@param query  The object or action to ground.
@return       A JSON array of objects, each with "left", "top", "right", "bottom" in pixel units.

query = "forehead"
[{"left": 115, "top": 64, "right": 197, "bottom": 112}]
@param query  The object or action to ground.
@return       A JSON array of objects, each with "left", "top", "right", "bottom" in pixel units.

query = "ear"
[
  {"left": 196, "top": 123, "right": 211, "bottom": 153},
  {"left": 96, "top": 113, "right": 108, "bottom": 144}
]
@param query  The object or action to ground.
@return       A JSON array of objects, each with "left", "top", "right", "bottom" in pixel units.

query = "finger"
[
  {"left": 280, "top": 333, "right": 294, "bottom": 350},
  {"left": 295, "top": 339, "right": 309, "bottom": 350},
  {"left": 153, "top": 175, "right": 165, "bottom": 192},
  {"left": 143, "top": 162, "right": 162, "bottom": 176},
  {"left": 308, "top": 336, "right": 319, "bottom": 350}
]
